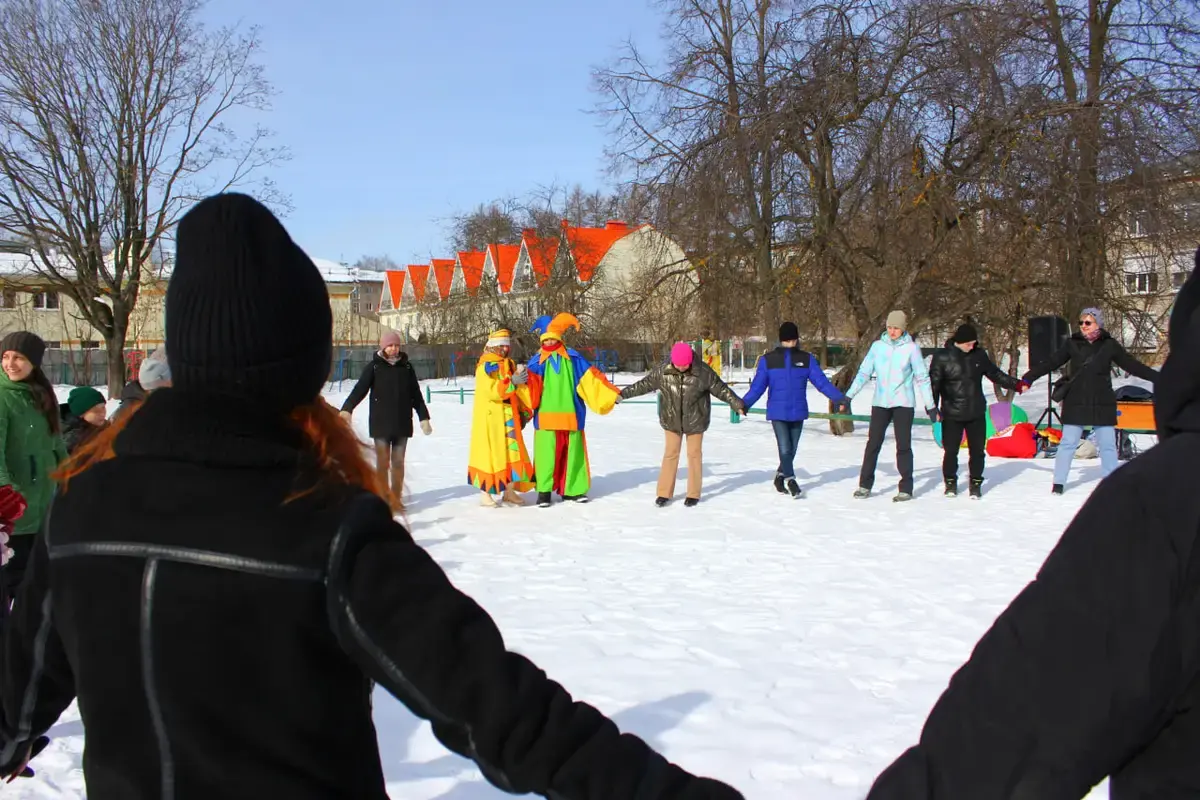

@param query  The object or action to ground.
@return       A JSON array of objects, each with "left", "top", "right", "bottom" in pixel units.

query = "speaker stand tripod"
[{"left": 1033, "top": 373, "right": 1062, "bottom": 430}]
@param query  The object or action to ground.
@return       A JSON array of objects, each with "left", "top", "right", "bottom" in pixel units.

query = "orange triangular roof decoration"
[
  {"left": 521, "top": 229, "right": 559, "bottom": 287},
  {"left": 430, "top": 258, "right": 455, "bottom": 301},
  {"left": 486, "top": 243, "right": 521, "bottom": 293},
  {"left": 385, "top": 270, "right": 407, "bottom": 309},
  {"left": 407, "top": 264, "right": 430, "bottom": 303},
  {"left": 457, "top": 250, "right": 486, "bottom": 295}
]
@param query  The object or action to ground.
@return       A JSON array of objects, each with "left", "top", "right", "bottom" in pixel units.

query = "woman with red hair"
[{"left": 0, "top": 194, "right": 741, "bottom": 800}]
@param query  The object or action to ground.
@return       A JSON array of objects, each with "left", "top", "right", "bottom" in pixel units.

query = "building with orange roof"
[
  {"left": 452, "top": 250, "right": 486, "bottom": 297},
  {"left": 429, "top": 258, "right": 456, "bottom": 302}
]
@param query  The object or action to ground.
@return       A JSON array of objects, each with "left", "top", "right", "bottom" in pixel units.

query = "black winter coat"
[
  {"left": 341, "top": 352, "right": 429, "bottom": 441},
  {"left": 1022, "top": 329, "right": 1157, "bottom": 427},
  {"left": 928, "top": 343, "right": 1018, "bottom": 422},
  {"left": 0, "top": 389, "right": 742, "bottom": 800},
  {"left": 866, "top": 255, "right": 1200, "bottom": 799},
  {"left": 621, "top": 361, "right": 742, "bottom": 434}
]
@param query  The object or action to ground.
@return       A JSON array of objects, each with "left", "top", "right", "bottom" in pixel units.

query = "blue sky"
[{"left": 198, "top": 0, "right": 665, "bottom": 265}]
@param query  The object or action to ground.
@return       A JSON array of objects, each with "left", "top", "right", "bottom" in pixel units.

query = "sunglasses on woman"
[{"left": 1079, "top": 320, "right": 1095, "bottom": 327}]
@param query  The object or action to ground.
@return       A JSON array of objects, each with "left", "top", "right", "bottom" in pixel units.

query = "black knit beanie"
[
  {"left": 779, "top": 321, "right": 799, "bottom": 341},
  {"left": 166, "top": 193, "right": 332, "bottom": 410},
  {"left": 952, "top": 324, "right": 978, "bottom": 344},
  {"left": 0, "top": 331, "right": 47, "bottom": 368}
]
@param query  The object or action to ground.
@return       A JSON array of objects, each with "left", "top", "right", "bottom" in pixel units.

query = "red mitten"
[{"left": 0, "top": 486, "right": 27, "bottom": 524}]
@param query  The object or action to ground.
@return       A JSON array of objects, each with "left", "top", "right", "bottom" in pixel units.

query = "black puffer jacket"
[
  {"left": 866, "top": 251, "right": 1200, "bottom": 800},
  {"left": 341, "top": 352, "right": 429, "bottom": 440},
  {"left": 621, "top": 361, "right": 743, "bottom": 434},
  {"left": 1022, "top": 329, "right": 1157, "bottom": 427},
  {"left": 0, "top": 389, "right": 743, "bottom": 799},
  {"left": 928, "top": 343, "right": 1019, "bottom": 422}
]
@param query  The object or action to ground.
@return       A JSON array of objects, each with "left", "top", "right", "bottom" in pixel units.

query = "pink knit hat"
[
  {"left": 670, "top": 342, "right": 694, "bottom": 368},
  {"left": 380, "top": 330, "right": 402, "bottom": 349}
]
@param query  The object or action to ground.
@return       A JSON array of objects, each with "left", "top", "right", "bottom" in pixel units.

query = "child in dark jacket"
[{"left": 61, "top": 387, "right": 109, "bottom": 455}]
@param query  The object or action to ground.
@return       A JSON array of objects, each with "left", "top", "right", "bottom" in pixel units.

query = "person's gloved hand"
[
  {"left": 0, "top": 486, "right": 27, "bottom": 525},
  {"left": 420, "top": 419, "right": 433, "bottom": 436},
  {"left": 733, "top": 399, "right": 746, "bottom": 416},
  {"left": 1015, "top": 380, "right": 1031, "bottom": 394},
  {"left": 834, "top": 400, "right": 851, "bottom": 415},
  {"left": 927, "top": 407, "right": 941, "bottom": 423},
  {"left": 1, "top": 735, "right": 49, "bottom": 782},
  {"left": 511, "top": 369, "right": 528, "bottom": 386}
]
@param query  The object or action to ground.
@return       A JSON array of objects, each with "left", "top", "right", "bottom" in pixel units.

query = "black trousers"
[
  {"left": 859, "top": 407, "right": 915, "bottom": 494},
  {"left": 940, "top": 415, "right": 987, "bottom": 483},
  {"left": 0, "top": 534, "right": 37, "bottom": 626}
]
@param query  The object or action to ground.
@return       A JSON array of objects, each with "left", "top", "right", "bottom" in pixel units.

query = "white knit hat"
[{"left": 140, "top": 345, "right": 171, "bottom": 390}]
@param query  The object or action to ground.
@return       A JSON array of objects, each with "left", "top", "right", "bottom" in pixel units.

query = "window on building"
[
  {"left": 43, "top": 341, "right": 61, "bottom": 349},
  {"left": 0, "top": 289, "right": 16, "bottom": 309},
  {"left": 1174, "top": 271, "right": 1188, "bottom": 289},
  {"left": 32, "top": 291, "right": 59, "bottom": 310},
  {"left": 81, "top": 340, "right": 100, "bottom": 349},
  {"left": 1125, "top": 272, "right": 1159, "bottom": 295}
]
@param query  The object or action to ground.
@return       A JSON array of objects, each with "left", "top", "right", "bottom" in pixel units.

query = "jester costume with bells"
[
  {"left": 526, "top": 313, "right": 620, "bottom": 506},
  {"left": 466, "top": 328, "right": 535, "bottom": 507}
]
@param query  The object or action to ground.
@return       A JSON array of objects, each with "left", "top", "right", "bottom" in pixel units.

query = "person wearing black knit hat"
[
  {"left": 0, "top": 329, "right": 66, "bottom": 618},
  {"left": 0, "top": 193, "right": 743, "bottom": 800},
  {"left": 927, "top": 322, "right": 1021, "bottom": 497},
  {"left": 740, "top": 320, "right": 850, "bottom": 497}
]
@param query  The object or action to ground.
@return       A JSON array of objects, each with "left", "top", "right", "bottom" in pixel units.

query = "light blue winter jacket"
[{"left": 846, "top": 332, "right": 935, "bottom": 409}]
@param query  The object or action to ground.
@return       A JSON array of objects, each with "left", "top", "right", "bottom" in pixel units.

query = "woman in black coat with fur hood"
[
  {"left": 0, "top": 193, "right": 742, "bottom": 800},
  {"left": 867, "top": 249, "right": 1200, "bottom": 800}
]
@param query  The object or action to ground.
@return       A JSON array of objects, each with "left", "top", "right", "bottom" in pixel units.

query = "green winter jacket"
[{"left": 0, "top": 373, "right": 67, "bottom": 535}]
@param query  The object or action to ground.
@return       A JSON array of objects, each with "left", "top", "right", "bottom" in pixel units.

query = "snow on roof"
[{"left": 308, "top": 256, "right": 382, "bottom": 284}]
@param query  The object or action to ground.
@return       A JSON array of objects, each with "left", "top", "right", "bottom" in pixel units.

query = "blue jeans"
[
  {"left": 1053, "top": 425, "right": 1118, "bottom": 486},
  {"left": 771, "top": 420, "right": 805, "bottom": 478}
]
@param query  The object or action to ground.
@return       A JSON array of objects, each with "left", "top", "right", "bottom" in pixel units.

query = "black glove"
[
  {"left": 927, "top": 407, "right": 941, "bottom": 423},
  {"left": 835, "top": 400, "right": 851, "bottom": 415},
  {"left": 0, "top": 735, "right": 49, "bottom": 781}
]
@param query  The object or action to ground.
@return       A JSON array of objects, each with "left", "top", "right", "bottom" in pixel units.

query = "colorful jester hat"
[{"left": 530, "top": 313, "right": 581, "bottom": 343}]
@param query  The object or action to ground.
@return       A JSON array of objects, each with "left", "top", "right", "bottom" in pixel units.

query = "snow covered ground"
[{"left": 22, "top": 376, "right": 1140, "bottom": 798}]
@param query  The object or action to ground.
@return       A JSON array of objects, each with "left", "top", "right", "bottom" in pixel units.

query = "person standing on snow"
[
  {"left": 927, "top": 324, "right": 1021, "bottom": 498},
  {"left": 1018, "top": 307, "right": 1157, "bottom": 494},
  {"left": 846, "top": 311, "right": 937, "bottom": 501},
  {"left": 740, "top": 322, "right": 850, "bottom": 498},
  {"left": 865, "top": 248, "right": 1200, "bottom": 800},
  {"left": 467, "top": 327, "right": 535, "bottom": 507},
  {"left": 114, "top": 344, "right": 171, "bottom": 420},
  {"left": 340, "top": 330, "right": 431, "bottom": 508},
  {"left": 620, "top": 341, "right": 745, "bottom": 507},
  {"left": 0, "top": 193, "right": 743, "bottom": 799},
  {"left": 525, "top": 313, "right": 621, "bottom": 508},
  {"left": 0, "top": 331, "right": 66, "bottom": 611}
]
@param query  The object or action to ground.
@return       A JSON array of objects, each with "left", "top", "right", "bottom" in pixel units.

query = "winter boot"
[
  {"left": 786, "top": 479, "right": 802, "bottom": 498},
  {"left": 853, "top": 487, "right": 871, "bottom": 499},
  {"left": 893, "top": 492, "right": 913, "bottom": 503},
  {"left": 968, "top": 478, "right": 983, "bottom": 499},
  {"left": 564, "top": 494, "right": 590, "bottom": 504},
  {"left": 944, "top": 478, "right": 958, "bottom": 497},
  {"left": 502, "top": 487, "right": 526, "bottom": 506},
  {"left": 683, "top": 497, "right": 699, "bottom": 507},
  {"left": 480, "top": 492, "right": 501, "bottom": 508},
  {"left": 1051, "top": 484, "right": 1064, "bottom": 495},
  {"left": 773, "top": 474, "right": 787, "bottom": 494},
  {"left": 537, "top": 492, "right": 553, "bottom": 508},
  {"left": 655, "top": 496, "right": 670, "bottom": 507}
]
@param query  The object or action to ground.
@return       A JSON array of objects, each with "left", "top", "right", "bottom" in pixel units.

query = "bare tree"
[{"left": 0, "top": 0, "right": 286, "bottom": 394}]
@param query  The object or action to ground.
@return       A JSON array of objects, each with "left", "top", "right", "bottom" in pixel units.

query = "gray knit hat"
[
  {"left": 1080, "top": 307, "right": 1104, "bottom": 329},
  {"left": 139, "top": 345, "right": 171, "bottom": 390}
]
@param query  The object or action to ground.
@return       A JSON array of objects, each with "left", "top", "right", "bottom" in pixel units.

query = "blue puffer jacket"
[
  {"left": 847, "top": 332, "right": 935, "bottom": 409},
  {"left": 742, "top": 347, "right": 846, "bottom": 422}
]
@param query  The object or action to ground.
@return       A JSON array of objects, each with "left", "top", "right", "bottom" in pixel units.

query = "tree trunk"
[{"left": 106, "top": 312, "right": 129, "bottom": 398}]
